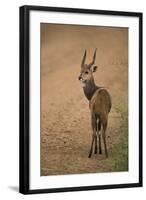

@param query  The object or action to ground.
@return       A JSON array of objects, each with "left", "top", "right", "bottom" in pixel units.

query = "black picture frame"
[{"left": 19, "top": 5, "right": 143, "bottom": 194}]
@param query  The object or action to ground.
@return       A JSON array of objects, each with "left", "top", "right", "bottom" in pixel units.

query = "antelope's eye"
[{"left": 85, "top": 71, "right": 88, "bottom": 74}]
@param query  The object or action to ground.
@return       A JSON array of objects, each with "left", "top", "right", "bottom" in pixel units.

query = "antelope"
[{"left": 78, "top": 49, "right": 112, "bottom": 158}]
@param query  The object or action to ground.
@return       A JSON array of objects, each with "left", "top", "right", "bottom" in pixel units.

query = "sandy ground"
[{"left": 40, "top": 24, "right": 128, "bottom": 176}]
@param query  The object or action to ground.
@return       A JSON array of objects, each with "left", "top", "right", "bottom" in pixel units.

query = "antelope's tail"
[{"left": 96, "top": 113, "right": 101, "bottom": 131}]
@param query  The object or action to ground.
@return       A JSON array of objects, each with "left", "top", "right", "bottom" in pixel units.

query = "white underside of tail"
[{"left": 96, "top": 118, "right": 101, "bottom": 135}]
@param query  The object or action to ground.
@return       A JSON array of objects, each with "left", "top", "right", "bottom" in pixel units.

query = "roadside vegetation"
[{"left": 105, "top": 105, "right": 128, "bottom": 172}]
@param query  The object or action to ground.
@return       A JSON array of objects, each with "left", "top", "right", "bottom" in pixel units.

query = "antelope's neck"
[{"left": 83, "top": 79, "right": 99, "bottom": 101}]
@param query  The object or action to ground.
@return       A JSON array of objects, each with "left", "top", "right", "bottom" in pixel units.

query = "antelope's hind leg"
[
  {"left": 97, "top": 120, "right": 102, "bottom": 154},
  {"left": 102, "top": 122, "right": 108, "bottom": 158},
  {"left": 94, "top": 135, "right": 97, "bottom": 154},
  {"left": 88, "top": 134, "right": 95, "bottom": 158},
  {"left": 88, "top": 114, "right": 97, "bottom": 158},
  {"left": 94, "top": 118, "right": 97, "bottom": 154}
]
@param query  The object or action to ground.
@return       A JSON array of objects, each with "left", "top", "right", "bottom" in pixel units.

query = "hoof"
[
  {"left": 88, "top": 154, "right": 91, "bottom": 158},
  {"left": 94, "top": 150, "right": 97, "bottom": 154},
  {"left": 105, "top": 153, "right": 108, "bottom": 158},
  {"left": 99, "top": 150, "right": 102, "bottom": 154}
]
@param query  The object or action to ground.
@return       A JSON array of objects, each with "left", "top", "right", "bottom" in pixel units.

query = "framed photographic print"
[{"left": 19, "top": 5, "right": 143, "bottom": 194}]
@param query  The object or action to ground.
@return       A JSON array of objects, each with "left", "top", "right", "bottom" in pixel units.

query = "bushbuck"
[{"left": 78, "top": 49, "right": 112, "bottom": 158}]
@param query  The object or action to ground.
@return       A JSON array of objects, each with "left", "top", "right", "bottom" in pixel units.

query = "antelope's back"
[{"left": 89, "top": 88, "right": 112, "bottom": 114}]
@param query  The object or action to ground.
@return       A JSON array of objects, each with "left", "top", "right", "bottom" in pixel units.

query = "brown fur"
[{"left": 89, "top": 88, "right": 111, "bottom": 116}]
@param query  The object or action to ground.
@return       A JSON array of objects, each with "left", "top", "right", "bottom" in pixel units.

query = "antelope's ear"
[{"left": 92, "top": 65, "right": 98, "bottom": 72}]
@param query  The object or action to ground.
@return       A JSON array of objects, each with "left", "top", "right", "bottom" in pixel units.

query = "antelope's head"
[{"left": 78, "top": 49, "right": 98, "bottom": 87}]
